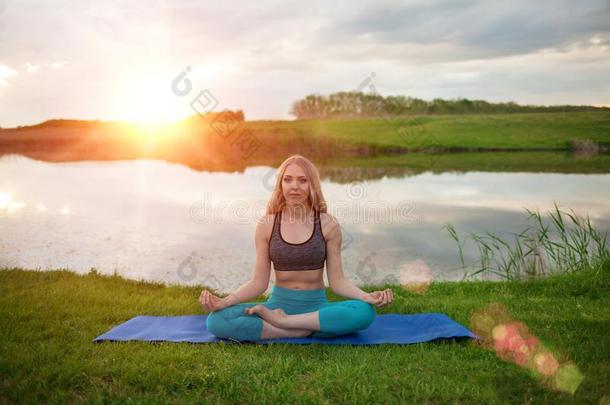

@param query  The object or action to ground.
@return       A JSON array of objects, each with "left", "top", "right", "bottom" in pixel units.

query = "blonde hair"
[{"left": 266, "top": 155, "right": 328, "bottom": 215}]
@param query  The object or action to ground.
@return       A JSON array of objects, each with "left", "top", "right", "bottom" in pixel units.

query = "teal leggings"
[{"left": 206, "top": 285, "right": 376, "bottom": 342}]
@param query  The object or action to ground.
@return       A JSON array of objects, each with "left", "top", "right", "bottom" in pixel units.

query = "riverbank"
[
  {"left": 1, "top": 112, "right": 609, "bottom": 174},
  {"left": 320, "top": 151, "right": 610, "bottom": 178},
  {"left": 1, "top": 266, "right": 608, "bottom": 403},
  {"left": 246, "top": 111, "right": 610, "bottom": 151}
]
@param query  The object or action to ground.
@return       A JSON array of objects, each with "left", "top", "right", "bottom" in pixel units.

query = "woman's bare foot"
[
  {"left": 260, "top": 320, "right": 312, "bottom": 340},
  {"left": 245, "top": 305, "right": 288, "bottom": 328}
]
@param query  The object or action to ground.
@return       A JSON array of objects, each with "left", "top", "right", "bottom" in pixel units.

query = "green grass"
[
  {"left": 1, "top": 266, "right": 609, "bottom": 404},
  {"left": 444, "top": 203, "right": 610, "bottom": 280},
  {"left": 4, "top": 112, "right": 610, "bottom": 175},
  {"left": 245, "top": 112, "right": 610, "bottom": 150}
]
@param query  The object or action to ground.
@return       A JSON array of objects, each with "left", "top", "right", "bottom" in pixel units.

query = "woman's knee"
[
  {"left": 319, "top": 300, "right": 376, "bottom": 334},
  {"left": 205, "top": 309, "right": 231, "bottom": 337},
  {"left": 205, "top": 305, "right": 264, "bottom": 341},
  {"left": 351, "top": 300, "right": 376, "bottom": 330},
  {"left": 206, "top": 305, "right": 243, "bottom": 336}
]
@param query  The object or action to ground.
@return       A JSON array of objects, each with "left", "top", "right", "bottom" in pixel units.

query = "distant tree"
[
  {"left": 196, "top": 109, "right": 245, "bottom": 123},
  {"left": 289, "top": 91, "right": 610, "bottom": 119}
]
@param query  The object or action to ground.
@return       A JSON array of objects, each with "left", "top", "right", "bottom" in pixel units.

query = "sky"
[{"left": 1, "top": 0, "right": 610, "bottom": 127}]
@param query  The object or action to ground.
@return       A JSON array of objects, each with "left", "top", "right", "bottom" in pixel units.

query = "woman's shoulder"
[
  {"left": 255, "top": 214, "right": 277, "bottom": 243},
  {"left": 319, "top": 212, "right": 341, "bottom": 237},
  {"left": 257, "top": 213, "right": 277, "bottom": 228},
  {"left": 320, "top": 212, "right": 339, "bottom": 225}
]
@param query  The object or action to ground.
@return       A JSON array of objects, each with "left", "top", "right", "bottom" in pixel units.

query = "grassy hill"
[{"left": 244, "top": 111, "right": 610, "bottom": 150}]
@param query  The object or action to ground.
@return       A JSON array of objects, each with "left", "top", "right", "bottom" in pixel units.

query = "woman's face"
[{"left": 281, "top": 163, "right": 310, "bottom": 207}]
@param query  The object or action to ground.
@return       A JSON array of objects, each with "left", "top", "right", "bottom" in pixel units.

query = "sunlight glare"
[
  {"left": 117, "top": 70, "right": 187, "bottom": 126},
  {"left": 0, "top": 191, "right": 25, "bottom": 214}
]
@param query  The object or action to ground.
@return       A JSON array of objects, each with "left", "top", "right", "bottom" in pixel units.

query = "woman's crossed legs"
[{"left": 206, "top": 300, "right": 376, "bottom": 342}]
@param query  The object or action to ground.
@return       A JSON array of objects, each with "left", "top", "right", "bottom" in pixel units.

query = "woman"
[{"left": 200, "top": 154, "right": 393, "bottom": 342}]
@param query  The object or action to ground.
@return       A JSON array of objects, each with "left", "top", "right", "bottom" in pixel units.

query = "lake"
[{"left": 1, "top": 153, "right": 609, "bottom": 294}]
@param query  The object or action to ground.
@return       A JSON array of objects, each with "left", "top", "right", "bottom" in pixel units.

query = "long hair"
[{"left": 265, "top": 155, "right": 328, "bottom": 215}]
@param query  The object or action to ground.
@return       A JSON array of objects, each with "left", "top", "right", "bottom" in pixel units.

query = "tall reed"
[{"left": 443, "top": 202, "right": 610, "bottom": 280}]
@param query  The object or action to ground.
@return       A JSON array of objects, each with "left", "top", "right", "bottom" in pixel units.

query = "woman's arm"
[
  {"left": 324, "top": 214, "right": 368, "bottom": 300},
  {"left": 222, "top": 279, "right": 267, "bottom": 306},
  {"left": 323, "top": 214, "right": 394, "bottom": 307},
  {"left": 222, "top": 215, "right": 272, "bottom": 306},
  {"left": 330, "top": 278, "right": 369, "bottom": 301}
]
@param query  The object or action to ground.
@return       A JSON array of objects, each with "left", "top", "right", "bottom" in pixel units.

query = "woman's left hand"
[{"left": 362, "top": 288, "right": 393, "bottom": 308}]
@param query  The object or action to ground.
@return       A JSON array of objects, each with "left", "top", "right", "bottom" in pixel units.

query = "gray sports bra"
[{"left": 269, "top": 209, "right": 327, "bottom": 271}]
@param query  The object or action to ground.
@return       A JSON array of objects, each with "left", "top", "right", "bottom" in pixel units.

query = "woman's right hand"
[{"left": 199, "top": 290, "right": 227, "bottom": 312}]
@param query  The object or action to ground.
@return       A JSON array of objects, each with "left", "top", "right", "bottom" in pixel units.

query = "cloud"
[
  {"left": 0, "top": 0, "right": 609, "bottom": 125},
  {"left": 313, "top": 0, "right": 610, "bottom": 59},
  {"left": 25, "top": 63, "right": 39, "bottom": 73},
  {"left": 0, "top": 65, "right": 17, "bottom": 86}
]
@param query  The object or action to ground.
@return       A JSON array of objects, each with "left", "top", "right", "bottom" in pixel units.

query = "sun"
[
  {"left": 114, "top": 62, "right": 234, "bottom": 130},
  {"left": 116, "top": 70, "right": 188, "bottom": 126}
]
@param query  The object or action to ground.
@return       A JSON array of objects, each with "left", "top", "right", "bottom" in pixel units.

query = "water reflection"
[
  {"left": 0, "top": 191, "right": 25, "bottom": 214},
  {"left": 1, "top": 155, "right": 609, "bottom": 294}
]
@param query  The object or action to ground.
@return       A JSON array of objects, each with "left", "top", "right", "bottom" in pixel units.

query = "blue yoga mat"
[{"left": 93, "top": 313, "right": 478, "bottom": 345}]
